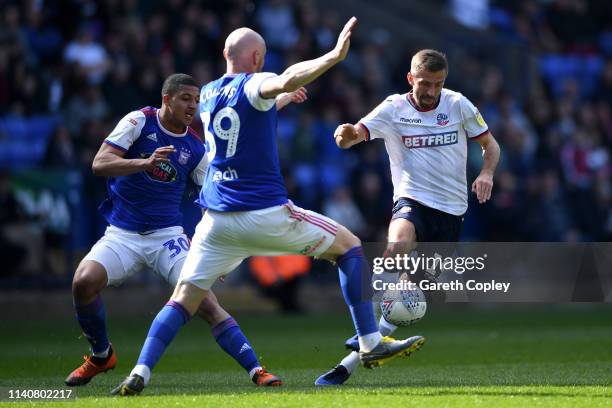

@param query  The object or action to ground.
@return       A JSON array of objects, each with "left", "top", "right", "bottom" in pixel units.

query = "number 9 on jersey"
[{"left": 200, "top": 107, "right": 241, "bottom": 161}]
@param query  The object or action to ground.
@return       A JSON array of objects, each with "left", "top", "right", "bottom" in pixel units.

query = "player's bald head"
[
  {"left": 224, "top": 27, "right": 266, "bottom": 61},
  {"left": 411, "top": 49, "right": 448, "bottom": 74}
]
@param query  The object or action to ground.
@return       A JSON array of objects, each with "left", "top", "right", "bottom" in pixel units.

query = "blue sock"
[
  {"left": 136, "top": 301, "right": 191, "bottom": 370},
  {"left": 212, "top": 317, "right": 260, "bottom": 375},
  {"left": 75, "top": 295, "right": 109, "bottom": 354},
  {"left": 337, "top": 246, "right": 378, "bottom": 336}
]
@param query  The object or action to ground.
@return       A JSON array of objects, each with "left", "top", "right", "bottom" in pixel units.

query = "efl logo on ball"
[{"left": 381, "top": 287, "right": 427, "bottom": 326}]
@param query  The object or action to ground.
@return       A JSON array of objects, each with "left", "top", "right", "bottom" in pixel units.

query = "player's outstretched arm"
[
  {"left": 471, "top": 131, "right": 500, "bottom": 204},
  {"left": 92, "top": 143, "right": 176, "bottom": 177},
  {"left": 260, "top": 17, "right": 357, "bottom": 99},
  {"left": 334, "top": 123, "right": 367, "bottom": 149}
]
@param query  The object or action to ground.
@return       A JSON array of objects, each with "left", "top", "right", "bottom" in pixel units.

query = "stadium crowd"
[{"left": 0, "top": 0, "right": 611, "bottom": 279}]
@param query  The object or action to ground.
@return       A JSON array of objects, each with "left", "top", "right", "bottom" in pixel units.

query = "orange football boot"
[
  {"left": 252, "top": 368, "right": 283, "bottom": 386},
  {"left": 65, "top": 345, "right": 117, "bottom": 386}
]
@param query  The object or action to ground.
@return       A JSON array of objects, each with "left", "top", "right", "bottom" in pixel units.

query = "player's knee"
[
  {"left": 196, "top": 295, "right": 229, "bottom": 326},
  {"left": 321, "top": 225, "right": 361, "bottom": 261},
  {"left": 334, "top": 225, "right": 361, "bottom": 252},
  {"left": 72, "top": 262, "right": 107, "bottom": 301},
  {"left": 171, "top": 282, "right": 209, "bottom": 316},
  {"left": 388, "top": 220, "right": 417, "bottom": 248},
  {"left": 386, "top": 241, "right": 413, "bottom": 258},
  {"left": 344, "top": 229, "right": 362, "bottom": 250}
]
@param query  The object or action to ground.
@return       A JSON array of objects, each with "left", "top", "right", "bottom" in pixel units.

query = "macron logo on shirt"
[
  {"left": 402, "top": 131, "right": 458, "bottom": 148},
  {"left": 399, "top": 117, "right": 422, "bottom": 124}
]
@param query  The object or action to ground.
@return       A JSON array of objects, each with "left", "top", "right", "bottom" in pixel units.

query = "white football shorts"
[
  {"left": 179, "top": 201, "right": 338, "bottom": 289},
  {"left": 83, "top": 225, "right": 191, "bottom": 287}
]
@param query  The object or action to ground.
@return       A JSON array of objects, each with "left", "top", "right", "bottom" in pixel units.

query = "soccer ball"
[{"left": 380, "top": 287, "right": 427, "bottom": 326}]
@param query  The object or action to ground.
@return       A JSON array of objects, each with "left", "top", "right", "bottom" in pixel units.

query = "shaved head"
[{"left": 224, "top": 28, "right": 266, "bottom": 73}]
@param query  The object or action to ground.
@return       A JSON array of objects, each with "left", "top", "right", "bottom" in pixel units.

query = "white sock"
[
  {"left": 92, "top": 346, "right": 110, "bottom": 358},
  {"left": 378, "top": 316, "right": 398, "bottom": 336},
  {"left": 359, "top": 332, "right": 382, "bottom": 353},
  {"left": 249, "top": 366, "right": 262, "bottom": 379},
  {"left": 340, "top": 352, "right": 360, "bottom": 374},
  {"left": 131, "top": 364, "right": 151, "bottom": 385}
]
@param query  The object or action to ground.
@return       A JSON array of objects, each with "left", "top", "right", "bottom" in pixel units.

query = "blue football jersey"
[
  {"left": 197, "top": 73, "right": 288, "bottom": 211},
  {"left": 100, "top": 107, "right": 208, "bottom": 232}
]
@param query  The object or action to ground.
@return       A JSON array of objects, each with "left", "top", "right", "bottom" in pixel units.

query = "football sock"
[
  {"left": 359, "top": 332, "right": 383, "bottom": 352},
  {"left": 340, "top": 316, "right": 397, "bottom": 374},
  {"left": 341, "top": 316, "right": 400, "bottom": 374},
  {"left": 341, "top": 352, "right": 360, "bottom": 374},
  {"left": 337, "top": 247, "right": 379, "bottom": 346},
  {"left": 248, "top": 366, "right": 264, "bottom": 379},
  {"left": 212, "top": 316, "right": 260, "bottom": 376},
  {"left": 337, "top": 247, "right": 377, "bottom": 333},
  {"left": 133, "top": 301, "right": 191, "bottom": 384},
  {"left": 131, "top": 365, "right": 150, "bottom": 385},
  {"left": 91, "top": 347, "right": 110, "bottom": 359},
  {"left": 379, "top": 315, "right": 398, "bottom": 336},
  {"left": 74, "top": 295, "right": 110, "bottom": 355},
  {"left": 90, "top": 345, "right": 112, "bottom": 364}
]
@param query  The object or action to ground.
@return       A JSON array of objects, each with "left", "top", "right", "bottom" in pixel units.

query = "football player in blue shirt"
[
  {"left": 65, "top": 73, "right": 284, "bottom": 388},
  {"left": 113, "top": 18, "right": 424, "bottom": 395}
]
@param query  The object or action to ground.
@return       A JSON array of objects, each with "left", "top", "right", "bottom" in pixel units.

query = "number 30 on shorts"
[{"left": 163, "top": 237, "right": 190, "bottom": 258}]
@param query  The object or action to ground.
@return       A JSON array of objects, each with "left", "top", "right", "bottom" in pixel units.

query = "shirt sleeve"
[
  {"left": 190, "top": 152, "right": 209, "bottom": 186},
  {"left": 358, "top": 96, "right": 396, "bottom": 141},
  {"left": 104, "top": 111, "right": 146, "bottom": 151},
  {"left": 244, "top": 72, "right": 278, "bottom": 111},
  {"left": 459, "top": 95, "right": 488, "bottom": 138}
]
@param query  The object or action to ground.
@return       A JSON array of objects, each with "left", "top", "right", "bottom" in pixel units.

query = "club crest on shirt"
[
  {"left": 436, "top": 113, "right": 449, "bottom": 126},
  {"left": 178, "top": 148, "right": 191, "bottom": 165}
]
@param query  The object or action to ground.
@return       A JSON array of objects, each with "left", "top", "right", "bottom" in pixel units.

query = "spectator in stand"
[{"left": 63, "top": 25, "right": 109, "bottom": 85}]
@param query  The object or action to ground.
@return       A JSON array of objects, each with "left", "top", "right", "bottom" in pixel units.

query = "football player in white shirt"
[{"left": 316, "top": 49, "right": 500, "bottom": 385}]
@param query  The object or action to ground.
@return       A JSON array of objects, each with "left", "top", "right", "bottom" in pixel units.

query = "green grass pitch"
[{"left": 0, "top": 305, "right": 610, "bottom": 407}]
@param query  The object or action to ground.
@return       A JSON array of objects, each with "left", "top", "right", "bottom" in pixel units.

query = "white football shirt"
[{"left": 359, "top": 88, "right": 488, "bottom": 216}]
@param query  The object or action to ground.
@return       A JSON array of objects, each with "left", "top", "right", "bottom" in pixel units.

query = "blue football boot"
[
  {"left": 315, "top": 365, "right": 351, "bottom": 386},
  {"left": 344, "top": 334, "right": 359, "bottom": 351}
]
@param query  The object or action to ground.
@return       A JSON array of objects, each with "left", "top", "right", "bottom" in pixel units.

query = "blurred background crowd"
[{"left": 0, "top": 0, "right": 611, "bottom": 292}]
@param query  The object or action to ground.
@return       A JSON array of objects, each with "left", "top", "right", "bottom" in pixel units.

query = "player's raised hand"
[
  {"left": 334, "top": 123, "right": 359, "bottom": 141},
  {"left": 333, "top": 16, "right": 358, "bottom": 62},
  {"left": 144, "top": 145, "right": 176, "bottom": 169},
  {"left": 472, "top": 173, "right": 494, "bottom": 204},
  {"left": 289, "top": 87, "right": 308, "bottom": 104},
  {"left": 276, "top": 87, "right": 308, "bottom": 110}
]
